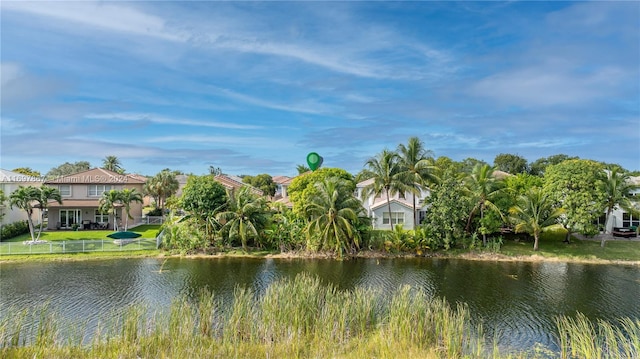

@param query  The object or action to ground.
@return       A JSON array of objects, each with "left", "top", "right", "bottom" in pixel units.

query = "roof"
[
  {"left": 43, "top": 199, "right": 122, "bottom": 208},
  {"left": 272, "top": 175, "right": 291, "bottom": 185},
  {"left": 274, "top": 196, "right": 293, "bottom": 208},
  {"left": 214, "top": 174, "right": 263, "bottom": 196},
  {"left": 45, "top": 168, "right": 146, "bottom": 185},
  {"left": 356, "top": 178, "right": 375, "bottom": 187},
  {"left": 0, "top": 169, "right": 43, "bottom": 183},
  {"left": 370, "top": 198, "right": 414, "bottom": 211}
]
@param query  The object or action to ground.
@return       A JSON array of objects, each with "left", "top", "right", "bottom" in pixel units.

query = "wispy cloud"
[{"left": 85, "top": 112, "right": 262, "bottom": 130}]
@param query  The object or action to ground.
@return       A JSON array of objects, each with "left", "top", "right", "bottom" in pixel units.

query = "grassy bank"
[
  {"left": 3, "top": 225, "right": 161, "bottom": 243},
  {"left": 1, "top": 274, "right": 637, "bottom": 359}
]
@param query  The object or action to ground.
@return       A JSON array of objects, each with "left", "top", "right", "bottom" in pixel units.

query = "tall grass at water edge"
[{"left": 0, "top": 273, "right": 638, "bottom": 358}]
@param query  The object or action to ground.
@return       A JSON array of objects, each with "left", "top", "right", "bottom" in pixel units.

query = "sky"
[{"left": 1, "top": 1, "right": 639, "bottom": 177}]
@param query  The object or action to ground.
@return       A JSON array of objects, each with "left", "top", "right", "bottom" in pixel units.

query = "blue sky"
[{"left": 1, "top": 1, "right": 638, "bottom": 177}]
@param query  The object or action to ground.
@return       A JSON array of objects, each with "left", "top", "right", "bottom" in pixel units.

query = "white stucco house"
[
  {"left": 603, "top": 175, "right": 640, "bottom": 232},
  {"left": 0, "top": 169, "right": 44, "bottom": 226},
  {"left": 355, "top": 178, "right": 430, "bottom": 230}
]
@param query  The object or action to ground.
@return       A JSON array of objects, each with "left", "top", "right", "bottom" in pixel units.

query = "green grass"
[
  {"left": 4, "top": 225, "right": 161, "bottom": 243},
  {"left": 499, "top": 228, "right": 640, "bottom": 262}
]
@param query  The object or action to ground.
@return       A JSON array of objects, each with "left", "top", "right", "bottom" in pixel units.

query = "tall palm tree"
[
  {"left": 99, "top": 189, "right": 122, "bottom": 230},
  {"left": 216, "top": 186, "right": 270, "bottom": 251},
  {"left": 9, "top": 186, "right": 40, "bottom": 241},
  {"left": 102, "top": 155, "right": 124, "bottom": 174},
  {"left": 34, "top": 186, "right": 62, "bottom": 240},
  {"left": 397, "top": 137, "right": 437, "bottom": 227},
  {"left": 120, "top": 188, "right": 143, "bottom": 231},
  {"left": 361, "top": 149, "right": 410, "bottom": 229},
  {"left": 599, "top": 168, "right": 640, "bottom": 247},
  {"left": 509, "top": 187, "right": 564, "bottom": 251},
  {"left": 304, "top": 178, "right": 363, "bottom": 258},
  {"left": 463, "top": 164, "right": 504, "bottom": 245},
  {"left": 144, "top": 170, "right": 179, "bottom": 213}
]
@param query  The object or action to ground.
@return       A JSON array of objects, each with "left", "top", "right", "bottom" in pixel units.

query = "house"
[
  {"left": 603, "top": 175, "right": 640, "bottom": 232},
  {"left": 44, "top": 168, "right": 146, "bottom": 230},
  {"left": 356, "top": 178, "right": 430, "bottom": 230},
  {"left": 214, "top": 174, "right": 263, "bottom": 196},
  {"left": 0, "top": 169, "right": 44, "bottom": 226}
]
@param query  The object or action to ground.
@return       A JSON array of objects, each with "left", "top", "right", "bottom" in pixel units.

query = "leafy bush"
[
  {"left": 146, "top": 207, "right": 164, "bottom": 217},
  {"left": 0, "top": 220, "right": 30, "bottom": 241}
]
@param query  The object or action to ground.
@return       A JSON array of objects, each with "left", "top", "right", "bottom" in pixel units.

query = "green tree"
[
  {"left": 217, "top": 187, "right": 270, "bottom": 250},
  {"left": 9, "top": 186, "right": 40, "bottom": 241},
  {"left": 304, "top": 178, "right": 363, "bottom": 258},
  {"left": 463, "top": 164, "right": 504, "bottom": 245},
  {"left": 459, "top": 157, "right": 488, "bottom": 174},
  {"left": 120, "top": 188, "right": 143, "bottom": 231},
  {"left": 46, "top": 161, "right": 91, "bottom": 177},
  {"left": 11, "top": 167, "right": 41, "bottom": 177},
  {"left": 144, "top": 169, "right": 179, "bottom": 213},
  {"left": 397, "top": 137, "right": 437, "bottom": 226},
  {"left": 599, "top": 167, "right": 640, "bottom": 247},
  {"left": 287, "top": 167, "right": 354, "bottom": 217},
  {"left": 509, "top": 187, "right": 564, "bottom": 251},
  {"left": 242, "top": 174, "right": 277, "bottom": 197},
  {"left": 102, "top": 155, "right": 124, "bottom": 174},
  {"left": 99, "top": 190, "right": 123, "bottom": 230},
  {"left": 543, "top": 159, "right": 606, "bottom": 242},
  {"left": 361, "top": 149, "right": 410, "bottom": 229},
  {"left": 34, "top": 186, "right": 62, "bottom": 240},
  {"left": 493, "top": 153, "right": 528, "bottom": 174},
  {"left": 422, "top": 170, "right": 470, "bottom": 250},
  {"left": 181, "top": 175, "right": 227, "bottom": 243},
  {"left": 529, "top": 154, "right": 577, "bottom": 176},
  {"left": 0, "top": 189, "right": 6, "bottom": 221}
]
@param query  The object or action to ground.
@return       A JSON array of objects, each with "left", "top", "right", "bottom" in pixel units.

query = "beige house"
[
  {"left": 44, "top": 168, "right": 146, "bottom": 230},
  {"left": 0, "top": 169, "right": 44, "bottom": 226}
]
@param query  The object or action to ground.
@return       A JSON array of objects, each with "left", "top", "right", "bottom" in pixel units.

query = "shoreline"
[{"left": 4, "top": 248, "right": 638, "bottom": 266}]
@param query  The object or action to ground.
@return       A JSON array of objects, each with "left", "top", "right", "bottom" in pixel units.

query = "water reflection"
[{"left": 0, "top": 258, "right": 638, "bottom": 352}]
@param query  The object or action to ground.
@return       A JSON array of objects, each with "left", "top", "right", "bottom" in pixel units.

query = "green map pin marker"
[{"left": 306, "top": 152, "right": 323, "bottom": 171}]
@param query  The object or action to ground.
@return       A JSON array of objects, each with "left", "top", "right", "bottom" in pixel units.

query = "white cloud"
[
  {"left": 1, "top": 1, "right": 187, "bottom": 42},
  {"left": 85, "top": 112, "right": 262, "bottom": 130}
]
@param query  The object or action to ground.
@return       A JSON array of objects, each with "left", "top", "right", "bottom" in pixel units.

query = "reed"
[
  {"left": 556, "top": 313, "right": 640, "bottom": 359},
  {"left": 2, "top": 274, "right": 637, "bottom": 358}
]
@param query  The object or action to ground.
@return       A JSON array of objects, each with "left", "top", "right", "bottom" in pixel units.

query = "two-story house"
[
  {"left": 355, "top": 178, "right": 430, "bottom": 230},
  {"left": 44, "top": 168, "right": 146, "bottom": 230}
]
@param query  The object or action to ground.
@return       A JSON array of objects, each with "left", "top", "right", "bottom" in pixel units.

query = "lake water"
[{"left": 1, "top": 257, "right": 639, "bottom": 352}]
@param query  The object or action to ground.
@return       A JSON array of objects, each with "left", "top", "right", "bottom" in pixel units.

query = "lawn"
[
  {"left": 3, "top": 224, "right": 161, "bottom": 243},
  {"left": 499, "top": 228, "right": 640, "bottom": 262}
]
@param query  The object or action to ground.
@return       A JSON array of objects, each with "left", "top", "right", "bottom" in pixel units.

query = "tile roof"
[
  {"left": 214, "top": 174, "right": 263, "bottom": 196},
  {"left": 0, "top": 169, "right": 43, "bottom": 183}
]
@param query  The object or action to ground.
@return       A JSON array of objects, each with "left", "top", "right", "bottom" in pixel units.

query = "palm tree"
[
  {"left": 144, "top": 170, "right": 179, "bottom": 213},
  {"left": 216, "top": 186, "right": 270, "bottom": 251},
  {"left": 361, "top": 149, "right": 410, "bottom": 229},
  {"left": 304, "top": 178, "right": 363, "bottom": 258},
  {"left": 120, "top": 188, "right": 143, "bottom": 231},
  {"left": 9, "top": 186, "right": 40, "bottom": 241},
  {"left": 34, "top": 186, "right": 62, "bottom": 240},
  {"left": 509, "top": 187, "right": 564, "bottom": 251},
  {"left": 296, "top": 164, "right": 310, "bottom": 175},
  {"left": 599, "top": 168, "right": 640, "bottom": 247},
  {"left": 397, "top": 137, "right": 437, "bottom": 227},
  {"left": 102, "top": 155, "right": 124, "bottom": 174},
  {"left": 99, "top": 189, "right": 122, "bottom": 230},
  {"left": 463, "top": 164, "right": 504, "bottom": 245}
]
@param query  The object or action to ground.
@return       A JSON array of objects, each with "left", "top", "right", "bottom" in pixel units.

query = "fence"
[{"left": 0, "top": 238, "right": 157, "bottom": 256}]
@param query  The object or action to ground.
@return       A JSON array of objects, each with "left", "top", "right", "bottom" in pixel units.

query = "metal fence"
[{"left": 0, "top": 238, "right": 157, "bottom": 256}]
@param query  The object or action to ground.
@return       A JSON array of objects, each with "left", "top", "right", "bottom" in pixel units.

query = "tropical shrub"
[{"left": 0, "top": 220, "right": 30, "bottom": 241}]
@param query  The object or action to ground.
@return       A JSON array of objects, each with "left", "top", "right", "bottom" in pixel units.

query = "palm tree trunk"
[
  {"left": 125, "top": 210, "right": 129, "bottom": 231},
  {"left": 412, "top": 193, "right": 417, "bottom": 229},
  {"left": 604, "top": 208, "right": 612, "bottom": 234},
  {"left": 386, "top": 188, "right": 393, "bottom": 230},
  {"left": 26, "top": 211, "right": 36, "bottom": 241},
  {"left": 481, "top": 205, "right": 486, "bottom": 246},
  {"left": 36, "top": 210, "right": 45, "bottom": 241},
  {"left": 533, "top": 232, "right": 539, "bottom": 251}
]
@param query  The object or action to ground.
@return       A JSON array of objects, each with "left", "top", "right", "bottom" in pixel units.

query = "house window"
[
  {"left": 622, "top": 213, "right": 639, "bottom": 228},
  {"left": 88, "top": 185, "right": 112, "bottom": 197},
  {"left": 59, "top": 185, "right": 71, "bottom": 197},
  {"left": 95, "top": 209, "right": 109, "bottom": 223},
  {"left": 382, "top": 212, "right": 404, "bottom": 225}
]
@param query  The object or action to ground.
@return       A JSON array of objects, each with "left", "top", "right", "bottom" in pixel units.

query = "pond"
[{"left": 1, "top": 257, "right": 638, "bottom": 352}]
